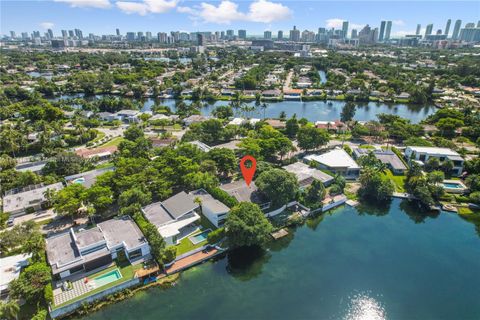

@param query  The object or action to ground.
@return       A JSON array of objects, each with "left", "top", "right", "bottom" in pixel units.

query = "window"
[
  {"left": 419, "top": 154, "right": 426, "bottom": 162},
  {"left": 128, "top": 249, "right": 143, "bottom": 260}
]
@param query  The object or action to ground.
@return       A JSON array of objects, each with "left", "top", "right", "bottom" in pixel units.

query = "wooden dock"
[{"left": 271, "top": 228, "right": 289, "bottom": 240}]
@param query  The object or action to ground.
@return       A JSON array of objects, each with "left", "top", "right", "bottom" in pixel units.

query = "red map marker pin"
[{"left": 240, "top": 155, "right": 257, "bottom": 187}]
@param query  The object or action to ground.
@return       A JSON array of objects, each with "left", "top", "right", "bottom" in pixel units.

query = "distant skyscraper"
[
  {"left": 264, "top": 31, "right": 272, "bottom": 39},
  {"left": 146, "top": 32, "right": 152, "bottom": 40},
  {"left": 116, "top": 28, "right": 120, "bottom": 36},
  {"left": 379, "top": 21, "right": 386, "bottom": 41},
  {"left": 197, "top": 33, "right": 204, "bottom": 46},
  {"left": 425, "top": 24, "right": 433, "bottom": 37},
  {"left": 74, "top": 28, "right": 83, "bottom": 39},
  {"left": 351, "top": 29, "right": 358, "bottom": 39},
  {"left": 445, "top": 19, "right": 451, "bottom": 36},
  {"left": 416, "top": 24, "right": 421, "bottom": 35},
  {"left": 226, "top": 29, "right": 234, "bottom": 39},
  {"left": 68, "top": 30, "right": 74, "bottom": 38},
  {"left": 358, "top": 25, "right": 377, "bottom": 44},
  {"left": 289, "top": 25, "right": 300, "bottom": 42},
  {"left": 459, "top": 23, "right": 480, "bottom": 42},
  {"left": 277, "top": 30, "right": 283, "bottom": 40},
  {"left": 342, "top": 21, "right": 349, "bottom": 38},
  {"left": 61, "top": 30, "right": 67, "bottom": 38},
  {"left": 385, "top": 21, "right": 392, "bottom": 40},
  {"left": 10, "top": 31, "right": 16, "bottom": 39},
  {"left": 126, "top": 32, "right": 135, "bottom": 41},
  {"left": 238, "top": 29, "right": 246, "bottom": 39},
  {"left": 21, "top": 32, "right": 29, "bottom": 40},
  {"left": 477, "top": 21, "right": 480, "bottom": 28},
  {"left": 157, "top": 32, "right": 167, "bottom": 43},
  {"left": 47, "top": 29, "right": 54, "bottom": 39},
  {"left": 452, "top": 19, "right": 462, "bottom": 39}
]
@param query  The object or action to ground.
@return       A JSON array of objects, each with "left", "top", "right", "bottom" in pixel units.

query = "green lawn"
[
  {"left": 173, "top": 231, "right": 208, "bottom": 256},
  {"left": 91, "top": 131, "right": 106, "bottom": 143},
  {"left": 99, "top": 137, "right": 124, "bottom": 147},
  {"left": 52, "top": 261, "right": 140, "bottom": 309},
  {"left": 384, "top": 170, "right": 406, "bottom": 193}
]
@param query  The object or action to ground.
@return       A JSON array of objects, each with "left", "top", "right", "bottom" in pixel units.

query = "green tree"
[
  {"left": 0, "top": 300, "right": 19, "bottom": 320},
  {"left": 340, "top": 101, "right": 356, "bottom": 123},
  {"left": 296, "top": 126, "right": 330, "bottom": 151},
  {"left": 225, "top": 202, "right": 273, "bottom": 248},
  {"left": 207, "top": 148, "right": 237, "bottom": 177},
  {"left": 9, "top": 262, "right": 52, "bottom": 301},
  {"left": 358, "top": 167, "right": 394, "bottom": 201},
  {"left": 285, "top": 115, "right": 299, "bottom": 138},
  {"left": 52, "top": 183, "right": 87, "bottom": 217},
  {"left": 256, "top": 168, "right": 299, "bottom": 207}
]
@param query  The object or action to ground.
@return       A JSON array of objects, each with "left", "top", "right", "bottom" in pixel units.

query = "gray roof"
[
  {"left": 3, "top": 183, "right": 64, "bottom": 213},
  {"left": 74, "top": 227, "right": 105, "bottom": 250},
  {"left": 46, "top": 232, "right": 82, "bottom": 274},
  {"left": 64, "top": 167, "right": 115, "bottom": 188},
  {"left": 142, "top": 191, "right": 199, "bottom": 228},
  {"left": 354, "top": 149, "right": 407, "bottom": 171},
  {"left": 283, "top": 162, "right": 334, "bottom": 186},
  {"left": 190, "top": 189, "right": 230, "bottom": 213},
  {"left": 220, "top": 180, "right": 266, "bottom": 204},
  {"left": 15, "top": 160, "right": 48, "bottom": 173},
  {"left": 98, "top": 216, "right": 147, "bottom": 250}
]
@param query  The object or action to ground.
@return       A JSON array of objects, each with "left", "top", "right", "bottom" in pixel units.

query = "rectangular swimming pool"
[
  {"left": 189, "top": 230, "right": 211, "bottom": 245},
  {"left": 93, "top": 269, "right": 122, "bottom": 288},
  {"left": 443, "top": 182, "right": 462, "bottom": 189}
]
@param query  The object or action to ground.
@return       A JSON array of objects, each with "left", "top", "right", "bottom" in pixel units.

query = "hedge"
[
  {"left": 206, "top": 186, "right": 238, "bottom": 208},
  {"left": 207, "top": 227, "right": 225, "bottom": 244}
]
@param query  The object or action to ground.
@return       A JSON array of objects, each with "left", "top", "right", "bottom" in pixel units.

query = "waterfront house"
[
  {"left": 220, "top": 180, "right": 271, "bottom": 211},
  {"left": 45, "top": 216, "right": 150, "bottom": 279},
  {"left": 142, "top": 191, "right": 200, "bottom": 245},
  {"left": 315, "top": 120, "right": 346, "bottom": 132},
  {"left": 183, "top": 115, "right": 212, "bottom": 126},
  {"left": 353, "top": 148, "right": 407, "bottom": 174},
  {"left": 97, "top": 112, "right": 116, "bottom": 122},
  {"left": 283, "top": 89, "right": 303, "bottom": 100},
  {"left": 75, "top": 146, "right": 118, "bottom": 161},
  {"left": 305, "top": 148, "right": 361, "bottom": 179},
  {"left": 190, "top": 189, "right": 230, "bottom": 228},
  {"left": 265, "top": 119, "right": 286, "bottom": 129},
  {"left": 404, "top": 146, "right": 464, "bottom": 176},
  {"left": 283, "top": 162, "right": 334, "bottom": 188},
  {"left": 262, "top": 89, "right": 281, "bottom": 99},
  {"left": 114, "top": 110, "right": 140, "bottom": 123},
  {"left": 3, "top": 183, "right": 64, "bottom": 216}
]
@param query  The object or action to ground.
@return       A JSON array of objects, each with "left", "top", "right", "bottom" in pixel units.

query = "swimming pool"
[
  {"left": 443, "top": 182, "right": 462, "bottom": 189},
  {"left": 441, "top": 180, "right": 468, "bottom": 194},
  {"left": 189, "top": 230, "right": 211, "bottom": 245},
  {"left": 93, "top": 269, "right": 122, "bottom": 288},
  {"left": 73, "top": 177, "right": 86, "bottom": 184}
]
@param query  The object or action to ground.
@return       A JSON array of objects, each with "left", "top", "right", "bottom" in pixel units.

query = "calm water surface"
[{"left": 82, "top": 200, "right": 480, "bottom": 320}]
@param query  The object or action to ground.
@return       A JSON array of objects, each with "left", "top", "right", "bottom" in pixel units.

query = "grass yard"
[
  {"left": 100, "top": 137, "right": 124, "bottom": 147},
  {"left": 384, "top": 170, "right": 406, "bottom": 193}
]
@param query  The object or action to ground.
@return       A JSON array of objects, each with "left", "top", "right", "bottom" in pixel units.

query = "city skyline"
[{"left": 2, "top": 0, "right": 479, "bottom": 37}]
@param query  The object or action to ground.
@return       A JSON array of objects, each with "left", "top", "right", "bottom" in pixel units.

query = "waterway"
[{"left": 82, "top": 199, "right": 480, "bottom": 320}]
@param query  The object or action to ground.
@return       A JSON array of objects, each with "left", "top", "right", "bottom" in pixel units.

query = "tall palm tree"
[{"left": 0, "top": 299, "right": 20, "bottom": 320}]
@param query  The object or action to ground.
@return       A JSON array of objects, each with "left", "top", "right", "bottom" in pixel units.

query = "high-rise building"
[
  {"left": 351, "top": 29, "right": 358, "bottom": 39},
  {"left": 477, "top": 21, "right": 480, "bottom": 28},
  {"left": 226, "top": 29, "right": 234, "bottom": 39},
  {"left": 379, "top": 21, "right": 386, "bottom": 41},
  {"left": 425, "top": 24, "right": 433, "bottom": 37},
  {"left": 21, "top": 32, "right": 29, "bottom": 40},
  {"left": 238, "top": 29, "right": 246, "bottom": 39},
  {"left": 445, "top": 19, "right": 451, "bottom": 36},
  {"left": 220, "top": 31, "right": 225, "bottom": 39},
  {"left": 459, "top": 24, "right": 480, "bottom": 42},
  {"left": 301, "top": 30, "right": 315, "bottom": 42},
  {"left": 74, "top": 28, "right": 83, "bottom": 39},
  {"left": 145, "top": 32, "right": 152, "bottom": 40},
  {"left": 197, "top": 33, "right": 204, "bottom": 46},
  {"left": 10, "top": 31, "right": 16, "bottom": 39},
  {"left": 277, "top": 30, "right": 283, "bottom": 40},
  {"left": 289, "top": 25, "right": 300, "bottom": 42},
  {"left": 47, "top": 29, "right": 54, "bottom": 39},
  {"left": 68, "top": 30, "right": 74, "bottom": 38},
  {"left": 452, "top": 19, "right": 462, "bottom": 39},
  {"left": 416, "top": 24, "right": 421, "bottom": 35},
  {"left": 126, "top": 32, "right": 135, "bottom": 41},
  {"left": 264, "top": 31, "right": 272, "bottom": 39},
  {"left": 385, "top": 21, "right": 392, "bottom": 40},
  {"left": 116, "top": 28, "right": 120, "bottom": 36},
  {"left": 358, "top": 25, "right": 378, "bottom": 44},
  {"left": 342, "top": 21, "right": 349, "bottom": 38},
  {"left": 157, "top": 32, "right": 167, "bottom": 43},
  {"left": 61, "top": 30, "right": 67, "bottom": 38}
]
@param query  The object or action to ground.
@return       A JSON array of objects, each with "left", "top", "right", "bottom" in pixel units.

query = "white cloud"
[
  {"left": 392, "top": 19, "right": 405, "bottom": 26},
  {"left": 180, "top": 0, "right": 291, "bottom": 24},
  {"left": 116, "top": 0, "right": 178, "bottom": 15},
  {"left": 54, "top": 0, "right": 111, "bottom": 8},
  {"left": 40, "top": 22, "right": 55, "bottom": 29}
]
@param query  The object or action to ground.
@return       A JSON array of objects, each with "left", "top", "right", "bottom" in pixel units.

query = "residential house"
[
  {"left": 115, "top": 110, "right": 140, "bottom": 123},
  {"left": 97, "top": 112, "right": 116, "bottom": 122},
  {"left": 404, "top": 146, "right": 464, "bottom": 176},
  {"left": 183, "top": 115, "right": 212, "bottom": 126},
  {"left": 3, "top": 183, "right": 64, "bottom": 216},
  {"left": 305, "top": 148, "right": 361, "bottom": 179},
  {"left": 75, "top": 146, "right": 118, "bottom": 161},
  {"left": 353, "top": 148, "right": 407, "bottom": 174},
  {"left": 283, "top": 89, "right": 303, "bottom": 100},
  {"left": 220, "top": 180, "right": 270, "bottom": 210},
  {"left": 283, "top": 162, "right": 334, "bottom": 188},
  {"left": 265, "top": 119, "right": 286, "bottom": 129},
  {"left": 190, "top": 189, "right": 230, "bottom": 228},
  {"left": 15, "top": 160, "right": 48, "bottom": 174},
  {"left": 315, "top": 120, "right": 347, "bottom": 132},
  {"left": 64, "top": 167, "right": 115, "bottom": 188},
  {"left": 262, "top": 89, "right": 282, "bottom": 99},
  {"left": 0, "top": 253, "right": 32, "bottom": 299},
  {"left": 46, "top": 216, "right": 150, "bottom": 279},
  {"left": 142, "top": 191, "right": 200, "bottom": 245}
]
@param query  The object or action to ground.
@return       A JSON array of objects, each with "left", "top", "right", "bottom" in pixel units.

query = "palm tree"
[{"left": 0, "top": 299, "right": 20, "bottom": 320}]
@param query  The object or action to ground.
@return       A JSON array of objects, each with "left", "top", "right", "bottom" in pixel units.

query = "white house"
[
  {"left": 142, "top": 191, "right": 200, "bottom": 245},
  {"left": 404, "top": 146, "right": 464, "bottom": 176},
  {"left": 3, "top": 183, "right": 64, "bottom": 216},
  {"left": 46, "top": 216, "right": 150, "bottom": 279},
  {"left": 114, "top": 110, "right": 140, "bottom": 122},
  {"left": 304, "top": 148, "right": 361, "bottom": 179},
  {"left": 190, "top": 189, "right": 230, "bottom": 228},
  {"left": 0, "top": 253, "right": 32, "bottom": 299}
]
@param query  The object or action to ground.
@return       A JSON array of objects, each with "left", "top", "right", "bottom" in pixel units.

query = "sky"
[{"left": 1, "top": 0, "right": 479, "bottom": 37}]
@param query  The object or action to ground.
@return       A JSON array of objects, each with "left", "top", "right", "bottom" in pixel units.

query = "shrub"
[
  {"left": 206, "top": 186, "right": 238, "bottom": 208},
  {"left": 31, "top": 309, "right": 48, "bottom": 320},
  {"left": 207, "top": 227, "right": 225, "bottom": 244},
  {"left": 44, "top": 283, "right": 53, "bottom": 303},
  {"left": 162, "top": 246, "right": 176, "bottom": 264}
]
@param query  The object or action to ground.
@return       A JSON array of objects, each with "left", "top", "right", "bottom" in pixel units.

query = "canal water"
[{"left": 82, "top": 199, "right": 480, "bottom": 320}]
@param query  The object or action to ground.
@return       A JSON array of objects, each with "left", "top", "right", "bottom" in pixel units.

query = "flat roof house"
[
  {"left": 404, "top": 146, "right": 464, "bottom": 176},
  {"left": 46, "top": 216, "right": 150, "bottom": 279},
  {"left": 283, "top": 162, "right": 334, "bottom": 188},
  {"left": 75, "top": 146, "right": 118, "bottom": 161},
  {"left": 219, "top": 180, "right": 270, "bottom": 210},
  {"left": 0, "top": 253, "right": 32, "bottom": 299},
  {"left": 305, "top": 148, "right": 361, "bottom": 179},
  {"left": 114, "top": 110, "right": 140, "bottom": 123},
  {"left": 142, "top": 191, "right": 200, "bottom": 245},
  {"left": 3, "top": 182, "right": 64, "bottom": 216},
  {"left": 353, "top": 148, "right": 407, "bottom": 174},
  {"left": 190, "top": 189, "right": 230, "bottom": 228}
]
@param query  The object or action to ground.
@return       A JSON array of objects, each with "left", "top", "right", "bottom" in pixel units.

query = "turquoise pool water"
[
  {"left": 93, "top": 269, "right": 122, "bottom": 288},
  {"left": 189, "top": 230, "right": 210, "bottom": 244},
  {"left": 443, "top": 182, "right": 463, "bottom": 189},
  {"left": 73, "top": 177, "right": 86, "bottom": 184}
]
